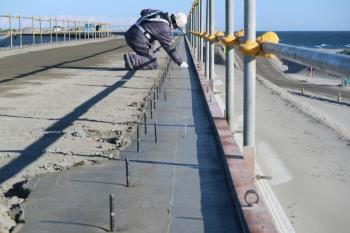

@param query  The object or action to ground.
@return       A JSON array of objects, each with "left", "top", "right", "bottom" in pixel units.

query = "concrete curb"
[{"left": 185, "top": 37, "right": 278, "bottom": 233}]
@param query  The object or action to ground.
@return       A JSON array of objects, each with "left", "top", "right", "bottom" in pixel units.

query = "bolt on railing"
[{"left": 0, "top": 14, "right": 113, "bottom": 49}]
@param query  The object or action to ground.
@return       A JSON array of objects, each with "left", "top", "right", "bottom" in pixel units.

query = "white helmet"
[{"left": 173, "top": 12, "right": 187, "bottom": 28}]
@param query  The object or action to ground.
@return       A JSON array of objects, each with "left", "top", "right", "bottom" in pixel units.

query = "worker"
[{"left": 124, "top": 9, "right": 189, "bottom": 70}]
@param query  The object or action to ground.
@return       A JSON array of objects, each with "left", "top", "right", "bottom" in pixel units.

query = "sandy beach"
[{"left": 214, "top": 52, "right": 350, "bottom": 233}]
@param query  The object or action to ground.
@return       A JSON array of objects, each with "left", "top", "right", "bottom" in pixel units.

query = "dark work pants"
[{"left": 125, "top": 39, "right": 159, "bottom": 70}]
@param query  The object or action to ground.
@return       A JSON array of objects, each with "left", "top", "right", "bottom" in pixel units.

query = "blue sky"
[{"left": 1, "top": 0, "right": 349, "bottom": 31}]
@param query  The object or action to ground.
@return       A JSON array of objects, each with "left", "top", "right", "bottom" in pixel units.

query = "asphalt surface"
[
  {"left": 255, "top": 57, "right": 350, "bottom": 102},
  {"left": 15, "top": 38, "right": 243, "bottom": 233}
]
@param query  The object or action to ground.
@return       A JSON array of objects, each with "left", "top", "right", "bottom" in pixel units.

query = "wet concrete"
[{"left": 16, "top": 38, "right": 243, "bottom": 233}]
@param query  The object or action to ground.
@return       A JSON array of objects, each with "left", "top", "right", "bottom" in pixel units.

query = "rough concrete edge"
[
  {"left": 256, "top": 75, "right": 350, "bottom": 142},
  {"left": 184, "top": 37, "right": 278, "bottom": 233}
]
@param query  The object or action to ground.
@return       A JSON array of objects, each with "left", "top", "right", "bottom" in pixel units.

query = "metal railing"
[
  {"left": 0, "top": 14, "right": 113, "bottom": 49},
  {"left": 187, "top": 0, "right": 350, "bottom": 150},
  {"left": 110, "top": 25, "right": 131, "bottom": 35}
]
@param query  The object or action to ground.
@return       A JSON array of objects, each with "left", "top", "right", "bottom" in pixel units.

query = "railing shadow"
[
  {"left": 40, "top": 220, "right": 108, "bottom": 232},
  {"left": 0, "top": 70, "right": 135, "bottom": 185},
  {"left": 185, "top": 40, "right": 245, "bottom": 232}
]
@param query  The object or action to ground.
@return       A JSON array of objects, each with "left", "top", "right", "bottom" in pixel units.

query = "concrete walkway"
[{"left": 16, "top": 38, "right": 243, "bottom": 233}]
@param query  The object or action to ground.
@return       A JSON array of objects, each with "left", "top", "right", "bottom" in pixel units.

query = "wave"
[
  {"left": 315, "top": 43, "right": 329, "bottom": 48},
  {"left": 346, "top": 44, "right": 350, "bottom": 48}
]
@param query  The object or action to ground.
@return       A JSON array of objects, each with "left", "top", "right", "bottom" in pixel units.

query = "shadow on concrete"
[
  {"left": 176, "top": 216, "right": 203, "bottom": 221},
  {"left": 40, "top": 220, "right": 108, "bottom": 232},
  {"left": 70, "top": 179, "right": 126, "bottom": 187},
  {"left": 0, "top": 45, "right": 126, "bottom": 85},
  {"left": 51, "top": 66, "right": 130, "bottom": 72},
  {"left": 129, "top": 159, "right": 199, "bottom": 169},
  {"left": 186, "top": 41, "right": 245, "bottom": 232},
  {"left": 0, "top": 114, "right": 116, "bottom": 125},
  {"left": 0, "top": 70, "right": 135, "bottom": 185}
]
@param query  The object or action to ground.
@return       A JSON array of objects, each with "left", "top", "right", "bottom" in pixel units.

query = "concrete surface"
[
  {"left": 0, "top": 37, "right": 167, "bottom": 232},
  {"left": 15, "top": 38, "right": 243, "bottom": 233}
]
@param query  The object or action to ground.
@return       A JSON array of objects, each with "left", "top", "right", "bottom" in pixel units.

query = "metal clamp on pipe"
[
  {"left": 234, "top": 29, "right": 245, "bottom": 39},
  {"left": 221, "top": 35, "right": 237, "bottom": 47},
  {"left": 205, "top": 31, "right": 224, "bottom": 43},
  {"left": 215, "top": 31, "right": 225, "bottom": 42},
  {"left": 239, "top": 31, "right": 279, "bottom": 58}
]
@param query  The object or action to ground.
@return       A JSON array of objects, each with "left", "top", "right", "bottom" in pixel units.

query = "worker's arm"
[{"left": 157, "top": 29, "right": 184, "bottom": 66}]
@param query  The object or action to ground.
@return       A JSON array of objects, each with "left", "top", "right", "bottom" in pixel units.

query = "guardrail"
[
  {"left": 110, "top": 25, "right": 131, "bottom": 35},
  {"left": 187, "top": 0, "right": 350, "bottom": 148},
  {"left": 0, "top": 14, "right": 113, "bottom": 48},
  {"left": 186, "top": 0, "right": 350, "bottom": 232}
]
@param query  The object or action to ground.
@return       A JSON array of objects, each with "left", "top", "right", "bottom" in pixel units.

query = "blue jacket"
[{"left": 125, "top": 9, "right": 184, "bottom": 65}]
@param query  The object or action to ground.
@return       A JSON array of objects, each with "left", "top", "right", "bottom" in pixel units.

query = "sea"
[
  {"left": 257, "top": 31, "right": 350, "bottom": 49},
  {"left": 0, "top": 31, "right": 350, "bottom": 49}
]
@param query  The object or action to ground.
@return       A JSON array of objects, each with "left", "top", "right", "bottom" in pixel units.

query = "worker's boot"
[{"left": 128, "top": 53, "right": 159, "bottom": 70}]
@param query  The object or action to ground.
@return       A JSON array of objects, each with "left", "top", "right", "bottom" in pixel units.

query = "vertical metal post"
[
  {"left": 99, "top": 23, "right": 102, "bottom": 38},
  {"left": 68, "top": 20, "right": 71, "bottom": 41},
  {"left": 63, "top": 20, "right": 66, "bottom": 42},
  {"left": 79, "top": 21, "right": 82, "bottom": 40},
  {"left": 153, "top": 92, "right": 156, "bottom": 110},
  {"left": 194, "top": 4, "right": 197, "bottom": 56},
  {"left": 109, "top": 194, "right": 116, "bottom": 232},
  {"left": 32, "top": 17, "right": 35, "bottom": 45},
  {"left": 209, "top": 0, "right": 215, "bottom": 89},
  {"left": 154, "top": 122, "right": 158, "bottom": 143},
  {"left": 205, "top": 0, "right": 210, "bottom": 79},
  {"left": 243, "top": 0, "right": 256, "bottom": 146},
  {"left": 87, "top": 21, "right": 90, "bottom": 39},
  {"left": 136, "top": 125, "right": 140, "bottom": 153},
  {"left": 197, "top": 2, "right": 200, "bottom": 62},
  {"left": 150, "top": 97, "right": 153, "bottom": 119},
  {"left": 125, "top": 158, "right": 130, "bottom": 187},
  {"left": 199, "top": 0, "right": 203, "bottom": 64},
  {"left": 144, "top": 112, "right": 147, "bottom": 134},
  {"left": 226, "top": 0, "right": 235, "bottom": 131},
  {"left": 94, "top": 22, "right": 97, "bottom": 39},
  {"left": 190, "top": 11, "right": 193, "bottom": 46},
  {"left": 55, "top": 18, "right": 58, "bottom": 42},
  {"left": 75, "top": 20, "right": 78, "bottom": 40},
  {"left": 9, "top": 14, "right": 13, "bottom": 48},
  {"left": 39, "top": 17, "right": 43, "bottom": 44},
  {"left": 18, "top": 15, "right": 23, "bottom": 47},
  {"left": 192, "top": 10, "right": 195, "bottom": 47},
  {"left": 50, "top": 18, "right": 53, "bottom": 43},
  {"left": 84, "top": 22, "right": 86, "bottom": 39}
]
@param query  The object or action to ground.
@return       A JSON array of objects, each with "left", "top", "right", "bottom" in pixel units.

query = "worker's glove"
[{"left": 180, "top": 62, "right": 189, "bottom": 69}]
